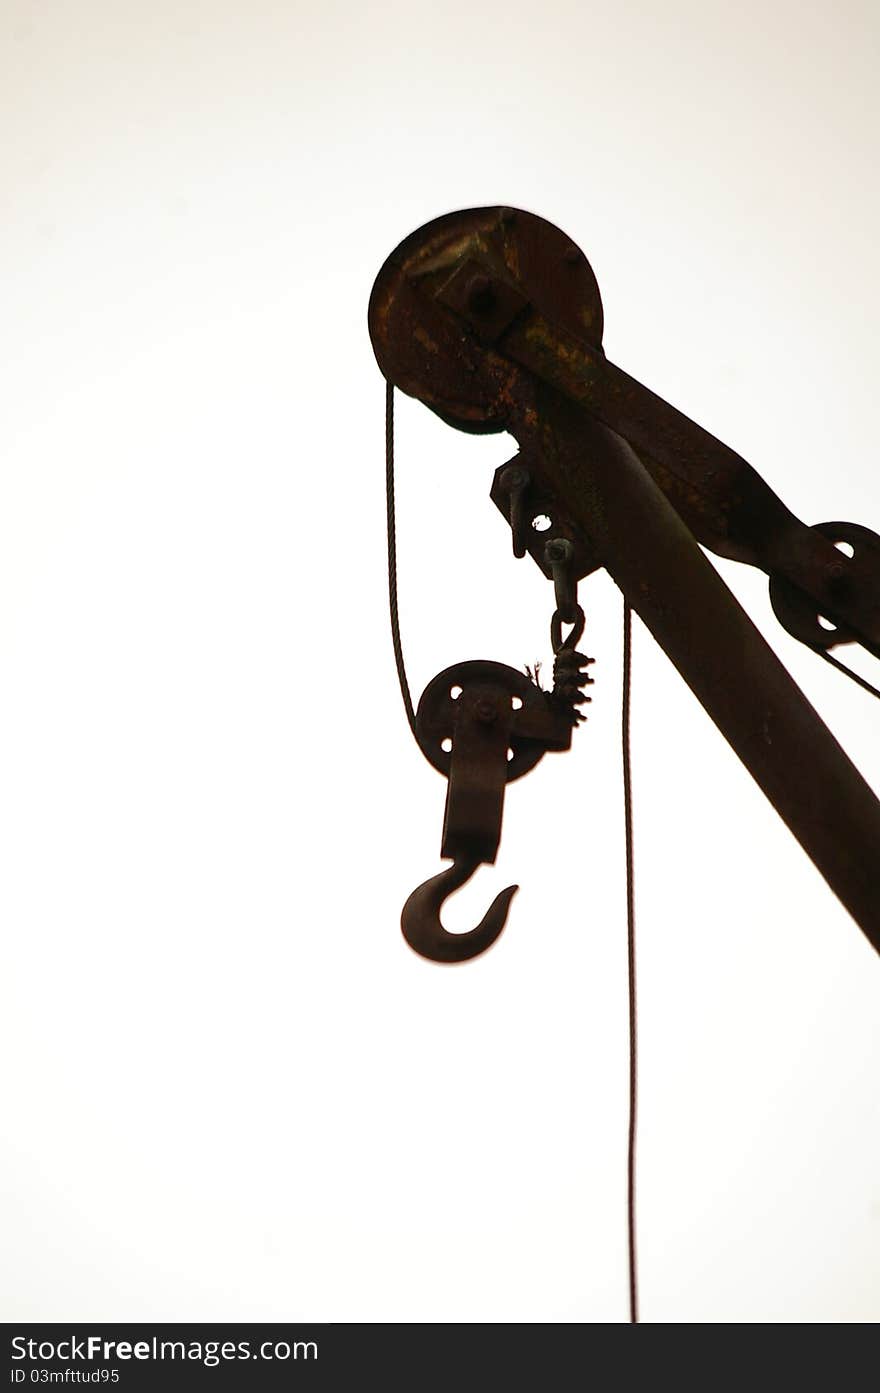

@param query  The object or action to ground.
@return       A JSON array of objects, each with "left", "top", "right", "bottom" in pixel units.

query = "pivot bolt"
[
  {"left": 467, "top": 274, "right": 495, "bottom": 314},
  {"left": 826, "top": 560, "right": 851, "bottom": 596},
  {"left": 545, "top": 537, "right": 574, "bottom": 566}
]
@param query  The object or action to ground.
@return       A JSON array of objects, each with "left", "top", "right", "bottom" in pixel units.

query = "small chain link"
[{"left": 543, "top": 541, "right": 596, "bottom": 725}]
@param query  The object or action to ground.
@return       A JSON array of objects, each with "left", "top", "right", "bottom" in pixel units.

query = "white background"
[{"left": 2, "top": 0, "right": 878, "bottom": 1322}]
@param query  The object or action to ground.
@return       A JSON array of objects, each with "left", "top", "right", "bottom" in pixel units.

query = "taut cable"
[{"left": 622, "top": 599, "right": 639, "bottom": 1324}]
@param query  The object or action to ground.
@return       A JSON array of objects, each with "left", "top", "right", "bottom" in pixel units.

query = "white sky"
[{"left": 2, "top": 0, "right": 878, "bottom": 1323}]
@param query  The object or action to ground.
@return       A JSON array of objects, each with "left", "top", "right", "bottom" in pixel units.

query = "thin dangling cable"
[
  {"left": 385, "top": 381, "right": 417, "bottom": 737},
  {"left": 814, "top": 645, "right": 880, "bottom": 701},
  {"left": 622, "top": 598, "right": 639, "bottom": 1324},
  {"left": 389, "top": 380, "right": 642, "bottom": 1316}
]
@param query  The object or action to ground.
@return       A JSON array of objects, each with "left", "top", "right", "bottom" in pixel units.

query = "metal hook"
[{"left": 401, "top": 856, "right": 518, "bottom": 964}]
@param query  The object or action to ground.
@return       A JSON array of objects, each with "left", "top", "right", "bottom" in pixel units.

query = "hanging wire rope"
[
  {"left": 385, "top": 382, "right": 417, "bottom": 737},
  {"left": 622, "top": 598, "right": 639, "bottom": 1324},
  {"left": 814, "top": 646, "right": 880, "bottom": 701},
  {"left": 386, "top": 380, "right": 642, "bottom": 1321}
]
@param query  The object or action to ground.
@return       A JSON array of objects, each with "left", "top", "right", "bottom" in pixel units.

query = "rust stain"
[{"left": 414, "top": 326, "right": 439, "bottom": 355}]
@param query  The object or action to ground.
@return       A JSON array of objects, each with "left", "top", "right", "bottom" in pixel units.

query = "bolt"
[
  {"left": 545, "top": 538, "right": 574, "bottom": 565},
  {"left": 466, "top": 274, "right": 495, "bottom": 314},
  {"left": 474, "top": 698, "right": 498, "bottom": 724},
  {"left": 500, "top": 464, "right": 528, "bottom": 491},
  {"left": 563, "top": 244, "right": 582, "bottom": 265},
  {"left": 826, "top": 560, "right": 851, "bottom": 596}
]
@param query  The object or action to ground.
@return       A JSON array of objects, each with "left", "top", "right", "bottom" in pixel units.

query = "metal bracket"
[
  {"left": 369, "top": 205, "right": 880, "bottom": 958},
  {"left": 490, "top": 456, "right": 601, "bottom": 582},
  {"left": 436, "top": 257, "right": 530, "bottom": 345}
]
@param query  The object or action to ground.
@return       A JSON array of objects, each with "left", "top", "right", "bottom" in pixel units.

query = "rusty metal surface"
[
  {"left": 433, "top": 671, "right": 515, "bottom": 866},
  {"left": 369, "top": 206, "right": 880, "bottom": 957},
  {"left": 368, "top": 205, "right": 880, "bottom": 658},
  {"left": 542, "top": 409, "right": 880, "bottom": 950},
  {"left": 401, "top": 859, "right": 518, "bottom": 965},
  {"left": 769, "top": 520, "right": 880, "bottom": 651},
  {"left": 400, "top": 659, "right": 577, "bottom": 963},
  {"left": 415, "top": 659, "right": 572, "bottom": 786}
]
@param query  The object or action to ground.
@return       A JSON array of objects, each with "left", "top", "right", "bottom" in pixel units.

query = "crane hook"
[{"left": 401, "top": 856, "right": 518, "bottom": 964}]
